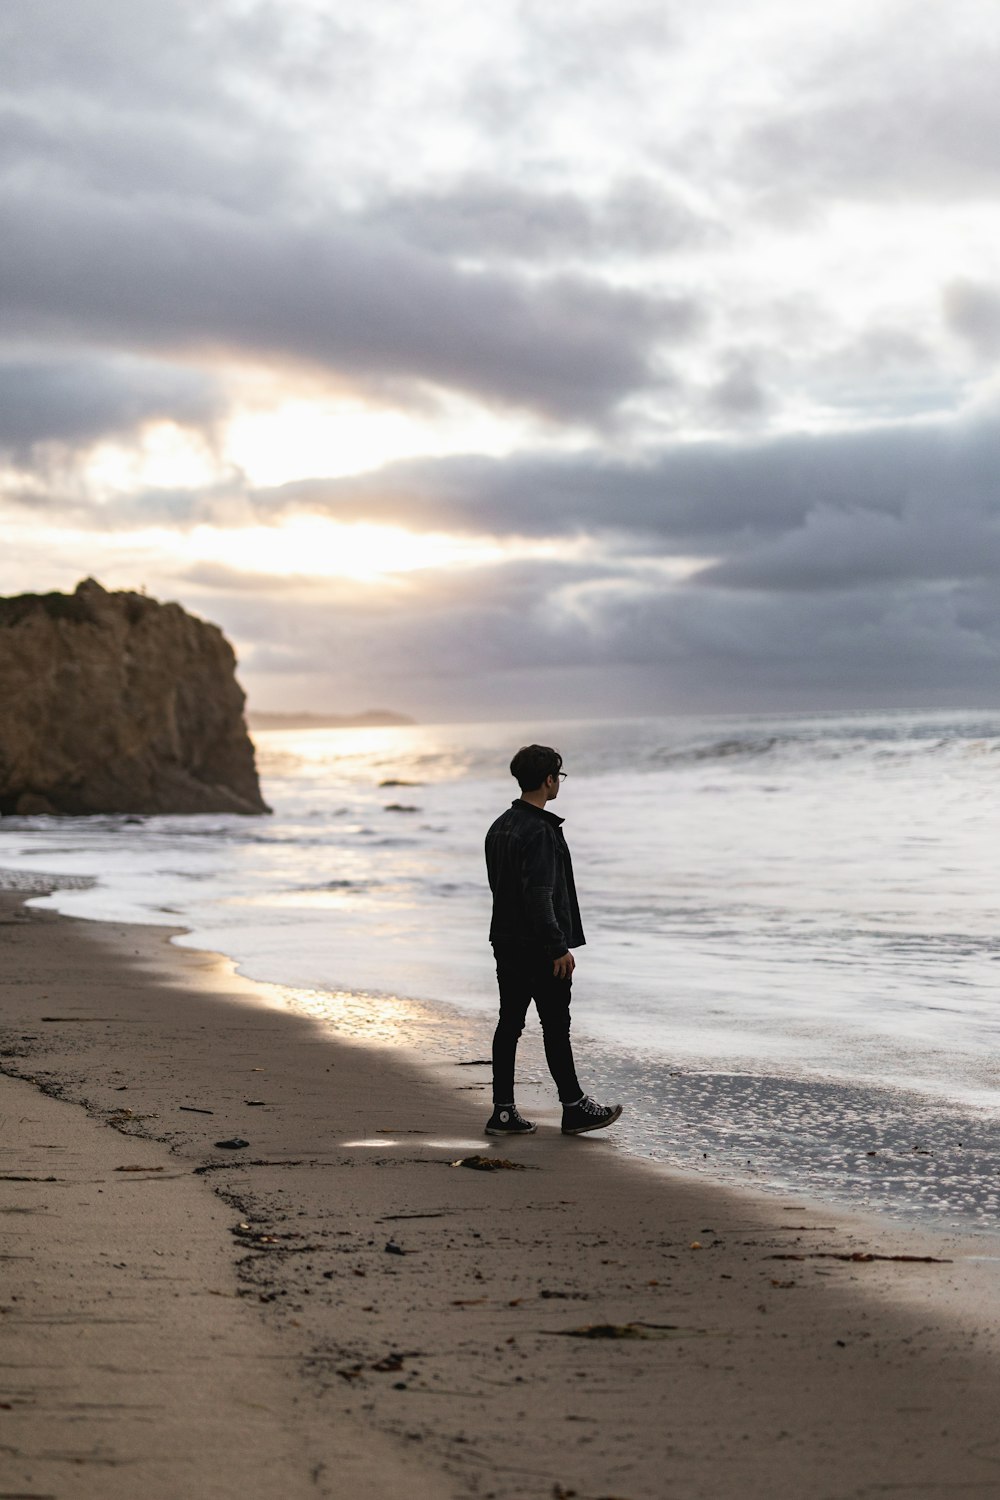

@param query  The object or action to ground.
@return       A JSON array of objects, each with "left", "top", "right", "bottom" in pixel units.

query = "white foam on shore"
[{"left": 0, "top": 867, "right": 97, "bottom": 893}]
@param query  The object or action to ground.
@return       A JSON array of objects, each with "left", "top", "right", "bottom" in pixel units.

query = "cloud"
[
  {"left": 0, "top": 0, "right": 213, "bottom": 108},
  {"left": 0, "top": 0, "right": 705, "bottom": 428},
  {"left": 460, "top": 0, "right": 680, "bottom": 147},
  {"left": 0, "top": 354, "right": 223, "bottom": 456},
  {"left": 4, "top": 0, "right": 1000, "bottom": 719},
  {"left": 737, "top": 9, "right": 1000, "bottom": 207},
  {"left": 188, "top": 409, "right": 1000, "bottom": 715},
  {"left": 0, "top": 0, "right": 315, "bottom": 209},
  {"left": 704, "top": 354, "right": 772, "bottom": 421},
  {"left": 2, "top": 185, "right": 700, "bottom": 422},
  {"left": 572, "top": 576, "right": 1000, "bottom": 706},
  {"left": 181, "top": 547, "right": 1000, "bottom": 719},
  {"left": 188, "top": 557, "right": 637, "bottom": 713},
  {"left": 0, "top": 99, "right": 291, "bottom": 215},
  {"left": 943, "top": 280, "right": 1000, "bottom": 359},
  {"left": 364, "top": 175, "right": 712, "bottom": 262},
  {"left": 246, "top": 441, "right": 810, "bottom": 544},
  {"left": 240, "top": 412, "right": 1000, "bottom": 567},
  {"left": 10, "top": 402, "right": 1000, "bottom": 718},
  {"left": 691, "top": 500, "right": 1000, "bottom": 591},
  {"left": 20, "top": 405, "right": 1000, "bottom": 590}
]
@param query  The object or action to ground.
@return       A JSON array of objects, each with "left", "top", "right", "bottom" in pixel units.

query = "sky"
[{"left": 3, "top": 0, "right": 1000, "bottom": 720}]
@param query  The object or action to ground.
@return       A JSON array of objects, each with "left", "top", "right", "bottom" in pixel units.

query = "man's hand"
[{"left": 552, "top": 951, "right": 575, "bottom": 979}]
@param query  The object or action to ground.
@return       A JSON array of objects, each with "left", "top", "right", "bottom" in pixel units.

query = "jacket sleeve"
[{"left": 520, "top": 826, "right": 568, "bottom": 958}]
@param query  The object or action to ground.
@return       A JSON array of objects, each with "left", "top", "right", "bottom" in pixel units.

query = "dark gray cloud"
[
  {"left": 185, "top": 558, "right": 632, "bottom": 714},
  {"left": 181, "top": 551, "right": 1000, "bottom": 719},
  {"left": 247, "top": 442, "right": 811, "bottom": 544},
  {"left": 691, "top": 500, "right": 1000, "bottom": 591},
  {"left": 14, "top": 398, "right": 1000, "bottom": 717},
  {"left": 132, "top": 404, "right": 1000, "bottom": 715},
  {"left": 572, "top": 577, "right": 1000, "bottom": 706},
  {"left": 0, "top": 0, "right": 215, "bottom": 108},
  {"left": 943, "top": 280, "right": 1000, "bottom": 359},
  {"left": 34, "top": 410, "right": 1000, "bottom": 600},
  {"left": 2, "top": 184, "right": 699, "bottom": 422},
  {"left": 0, "top": 0, "right": 309, "bottom": 206},
  {"left": 365, "top": 175, "right": 712, "bottom": 262},
  {"left": 704, "top": 355, "right": 772, "bottom": 421},
  {"left": 0, "top": 354, "right": 222, "bottom": 456},
  {"left": 240, "top": 413, "right": 1000, "bottom": 573},
  {"left": 0, "top": 100, "right": 292, "bottom": 214},
  {"left": 0, "top": 0, "right": 704, "bottom": 429}
]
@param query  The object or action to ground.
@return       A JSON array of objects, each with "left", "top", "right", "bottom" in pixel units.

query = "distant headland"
[{"left": 247, "top": 710, "right": 415, "bottom": 730}]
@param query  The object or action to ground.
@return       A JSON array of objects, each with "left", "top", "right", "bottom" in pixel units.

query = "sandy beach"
[{"left": 2, "top": 890, "right": 1000, "bottom": 1500}]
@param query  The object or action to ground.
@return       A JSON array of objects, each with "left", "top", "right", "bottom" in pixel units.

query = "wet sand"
[{"left": 2, "top": 891, "right": 1000, "bottom": 1499}]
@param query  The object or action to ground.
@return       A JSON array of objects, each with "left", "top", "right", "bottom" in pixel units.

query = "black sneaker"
[
  {"left": 561, "top": 1096, "right": 623, "bottom": 1135},
  {"left": 484, "top": 1104, "right": 537, "bottom": 1136}
]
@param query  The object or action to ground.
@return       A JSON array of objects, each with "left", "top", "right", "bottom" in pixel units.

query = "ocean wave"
[
  {"left": 653, "top": 736, "right": 781, "bottom": 767},
  {"left": 649, "top": 724, "right": 1000, "bottom": 772},
  {"left": 312, "top": 878, "right": 379, "bottom": 890}
]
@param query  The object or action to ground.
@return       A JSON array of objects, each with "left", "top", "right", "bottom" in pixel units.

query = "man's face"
[{"left": 545, "top": 772, "right": 561, "bottom": 801}]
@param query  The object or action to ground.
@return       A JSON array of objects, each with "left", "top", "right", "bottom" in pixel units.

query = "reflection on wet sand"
[
  {"left": 269, "top": 983, "right": 468, "bottom": 1051},
  {"left": 341, "top": 1138, "right": 490, "bottom": 1150}
]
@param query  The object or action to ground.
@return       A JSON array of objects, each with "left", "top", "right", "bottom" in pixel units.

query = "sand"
[{"left": 2, "top": 891, "right": 1000, "bottom": 1500}]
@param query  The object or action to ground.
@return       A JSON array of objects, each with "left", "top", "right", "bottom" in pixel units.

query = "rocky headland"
[{"left": 0, "top": 579, "right": 269, "bottom": 816}]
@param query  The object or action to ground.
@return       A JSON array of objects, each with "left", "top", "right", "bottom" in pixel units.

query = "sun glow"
[
  {"left": 179, "top": 514, "right": 513, "bottom": 580},
  {"left": 84, "top": 423, "right": 221, "bottom": 497},
  {"left": 223, "top": 394, "right": 523, "bottom": 485},
  {"left": 76, "top": 397, "right": 529, "bottom": 503},
  {"left": 0, "top": 509, "right": 568, "bottom": 600}
]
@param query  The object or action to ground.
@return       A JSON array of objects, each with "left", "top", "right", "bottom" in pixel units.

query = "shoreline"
[
  {"left": 113, "top": 932, "right": 1000, "bottom": 1240},
  {"left": 9, "top": 858, "right": 1000, "bottom": 1236},
  {"left": 3, "top": 893, "right": 1000, "bottom": 1498},
  {"left": 28, "top": 875, "right": 1000, "bottom": 1243}
]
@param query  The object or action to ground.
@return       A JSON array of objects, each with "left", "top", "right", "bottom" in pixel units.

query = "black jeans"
[{"left": 491, "top": 943, "right": 583, "bottom": 1106}]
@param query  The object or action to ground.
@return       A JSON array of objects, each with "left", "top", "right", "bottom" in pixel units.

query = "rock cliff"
[{"left": 0, "top": 579, "right": 269, "bottom": 816}]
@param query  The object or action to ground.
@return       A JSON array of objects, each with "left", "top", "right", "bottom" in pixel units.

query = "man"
[{"left": 484, "top": 743, "right": 623, "bottom": 1137}]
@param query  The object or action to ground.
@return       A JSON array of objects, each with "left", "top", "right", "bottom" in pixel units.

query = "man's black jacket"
[{"left": 485, "top": 798, "right": 585, "bottom": 960}]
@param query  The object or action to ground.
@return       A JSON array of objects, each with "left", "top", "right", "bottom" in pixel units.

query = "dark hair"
[{"left": 509, "top": 743, "right": 563, "bottom": 791}]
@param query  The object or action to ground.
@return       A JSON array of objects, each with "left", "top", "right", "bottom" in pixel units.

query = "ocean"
[{"left": 2, "top": 707, "right": 999, "bottom": 1231}]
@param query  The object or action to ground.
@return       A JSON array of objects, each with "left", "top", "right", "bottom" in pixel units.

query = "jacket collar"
[{"left": 512, "top": 797, "right": 564, "bottom": 828}]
